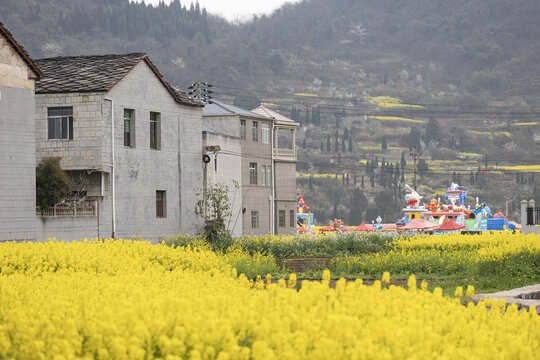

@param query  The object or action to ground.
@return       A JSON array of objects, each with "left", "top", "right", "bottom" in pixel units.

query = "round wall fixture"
[{"left": 203, "top": 154, "right": 211, "bottom": 163}]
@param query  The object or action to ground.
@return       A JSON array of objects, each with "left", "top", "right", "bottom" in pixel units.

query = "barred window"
[
  {"left": 252, "top": 121, "right": 258, "bottom": 142},
  {"left": 251, "top": 211, "right": 259, "bottom": 228},
  {"left": 156, "top": 190, "right": 166, "bottom": 218},
  {"left": 240, "top": 120, "right": 246, "bottom": 140},
  {"left": 261, "top": 123, "right": 270, "bottom": 144},
  {"left": 279, "top": 210, "right": 286, "bottom": 227},
  {"left": 249, "top": 163, "right": 258, "bottom": 185}
]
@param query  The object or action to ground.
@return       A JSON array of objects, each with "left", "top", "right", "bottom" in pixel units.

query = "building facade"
[
  {"left": 34, "top": 53, "right": 203, "bottom": 242},
  {"left": 0, "top": 22, "right": 43, "bottom": 242},
  {"left": 203, "top": 101, "right": 298, "bottom": 236}
]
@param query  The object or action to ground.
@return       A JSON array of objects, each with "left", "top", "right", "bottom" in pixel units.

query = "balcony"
[
  {"left": 273, "top": 147, "right": 296, "bottom": 161},
  {"left": 37, "top": 200, "right": 98, "bottom": 218}
]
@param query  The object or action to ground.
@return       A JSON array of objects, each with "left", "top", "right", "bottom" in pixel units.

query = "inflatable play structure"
[
  {"left": 296, "top": 194, "right": 314, "bottom": 232},
  {"left": 297, "top": 182, "right": 519, "bottom": 234}
]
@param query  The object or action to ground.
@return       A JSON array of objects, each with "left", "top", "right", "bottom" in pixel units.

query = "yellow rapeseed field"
[{"left": 0, "top": 239, "right": 538, "bottom": 359}]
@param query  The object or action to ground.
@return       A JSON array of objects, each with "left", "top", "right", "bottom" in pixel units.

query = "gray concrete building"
[
  {"left": 203, "top": 101, "right": 298, "bottom": 236},
  {"left": 0, "top": 22, "right": 43, "bottom": 242},
  {"left": 34, "top": 53, "right": 204, "bottom": 242}
]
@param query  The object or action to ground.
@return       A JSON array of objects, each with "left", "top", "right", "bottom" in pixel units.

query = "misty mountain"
[{"left": 2, "top": 0, "right": 540, "bottom": 104}]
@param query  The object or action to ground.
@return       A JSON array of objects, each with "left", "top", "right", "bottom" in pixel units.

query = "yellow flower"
[
  {"left": 454, "top": 286, "right": 463, "bottom": 297},
  {"left": 381, "top": 271, "right": 390, "bottom": 283},
  {"left": 407, "top": 274, "right": 417, "bottom": 291},
  {"left": 466, "top": 285, "right": 475, "bottom": 297}
]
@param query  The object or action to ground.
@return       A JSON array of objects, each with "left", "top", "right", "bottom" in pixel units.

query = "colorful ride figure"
[
  {"left": 372, "top": 216, "right": 383, "bottom": 230},
  {"left": 445, "top": 183, "right": 467, "bottom": 206}
]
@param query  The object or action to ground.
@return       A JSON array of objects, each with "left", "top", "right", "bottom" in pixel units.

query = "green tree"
[
  {"left": 400, "top": 151, "right": 407, "bottom": 171},
  {"left": 381, "top": 136, "right": 388, "bottom": 150},
  {"left": 417, "top": 159, "right": 429, "bottom": 179},
  {"left": 348, "top": 188, "right": 367, "bottom": 225},
  {"left": 326, "top": 134, "right": 331, "bottom": 151},
  {"left": 36, "top": 157, "right": 72, "bottom": 210},
  {"left": 425, "top": 117, "right": 441, "bottom": 144},
  {"left": 204, "top": 182, "right": 234, "bottom": 250},
  {"left": 348, "top": 136, "right": 352, "bottom": 152}
]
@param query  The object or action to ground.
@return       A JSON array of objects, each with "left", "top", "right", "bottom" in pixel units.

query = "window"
[
  {"left": 150, "top": 112, "right": 160, "bottom": 150},
  {"left": 260, "top": 165, "right": 272, "bottom": 186},
  {"left": 290, "top": 210, "right": 295, "bottom": 227},
  {"left": 156, "top": 191, "right": 166, "bottom": 218},
  {"left": 279, "top": 210, "right": 286, "bottom": 227},
  {"left": 251, "top": 211, "right": 259, "bottom": 229},
  {"left": 261, "top": 123, "right": 270, "bottom": 144},
  {"left": 249, "top": 163, "right": 258, "bottom": 185},
  {"left": 47, "top": 107, "right": 73, "bottom": 140},
  {"left": 240, "top": 120, "right": 246, "bottom": 140},
  {"left": 252, "top": 121, "right": 258, "bottom": 142},
  {"left": 124, "top": 109, "right": 135, "bottom": 147}
]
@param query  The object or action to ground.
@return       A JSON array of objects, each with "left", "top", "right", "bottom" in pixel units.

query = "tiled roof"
[
  {"left": 0, "top": 21, "right": 43, "bottom": 79},
  {"left": 251, "top": 105, "right": 298, "bottom": 125},
  {"left": 35, "top": 53, "right": 201, "bottom": 107},
  {"left": 203, "top": 99, "right": 268, "bottom": 118}
]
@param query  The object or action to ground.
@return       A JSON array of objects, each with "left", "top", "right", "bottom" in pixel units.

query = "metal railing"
[
  {"left": 37, "top": 200, "right": 98, "bottom": 218},
  {"left": 526, "top": 207, "right": 540, "bottom": 226}
]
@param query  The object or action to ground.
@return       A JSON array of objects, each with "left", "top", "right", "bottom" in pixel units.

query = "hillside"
[{"left": 2, "top": 0, "right": 539, "bottom": 224}]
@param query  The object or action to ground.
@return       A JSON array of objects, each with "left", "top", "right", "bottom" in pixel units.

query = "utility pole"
[
  {"left": 410, "top": 145, "right": 423, "bottom": 191},
  {"left": 187, "top": 81, "right": 213, "bottom": 103}
]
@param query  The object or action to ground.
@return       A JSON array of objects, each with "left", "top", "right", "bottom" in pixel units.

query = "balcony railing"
[
  {"left": 526, "top": 207, "right": 540, "bottom": 226},
  {"left": 273, "top": 148, "right": 296, "bottom": 160},
  {"left": 37, "top": 200, "right": 98, "bottom": 218}
]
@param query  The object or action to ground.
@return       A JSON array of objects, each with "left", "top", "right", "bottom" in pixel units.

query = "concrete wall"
[
  {"left": 36, "top": 217, "right": 99, "bottom": 242},
  {"left": 0, "top": 35, "right": 36, "bottom": 241},
  {"left": 203, "top": 131, "right": 243, "bottom": 237}
]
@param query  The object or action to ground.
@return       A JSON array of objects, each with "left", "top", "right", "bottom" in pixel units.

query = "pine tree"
[
  {"left": 326, "top": 134, "right": 331, "bottom": 151},
  {"left": 309, "top": 174, "right": 313, "bottom": 190},
  {"left": 338, "top": 153, "right": 342, "bottom": 165},
  {"left": 361, "top": 175, "right": 365, "bottom": 188},
  {"left": 348, "top": 136, "right": 352, "bottom": 152},
  {"left": 335, "top": 132, "right": 339, "bottom": 152},
  {"left": 400, "top": 152, "right": 406, "bottom": 171},
  {"left": 343, "top": 127, "right": 349, "bottom": 140},
  {"left": 470, "top": 171, "right": 475, "bottom": 185},
  {"left": 381, "top": 136, "right": 388, "bottom": 150},
  {"left": 305, "top": 108, "right": 310, "bottom": 124},
  {"left": 302, "top": 138, "right": 306, "bottom": 149},
  {"left": 341, "top": 138, "right": 346, "bottom": 152}
]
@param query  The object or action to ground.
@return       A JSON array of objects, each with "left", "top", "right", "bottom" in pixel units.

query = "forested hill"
[{"left": 2, "top": 0, "right": 540, "bottom": 103}]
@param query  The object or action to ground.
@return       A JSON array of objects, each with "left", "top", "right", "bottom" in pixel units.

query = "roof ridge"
[{"left": 0, "top": 21, "right": 43, "bottom": 79}]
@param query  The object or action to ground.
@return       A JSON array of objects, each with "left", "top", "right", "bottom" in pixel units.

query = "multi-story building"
[
  {"left": 34, "top": 53, "right": 203, "bottom": 242},
  {"left": 251, "top": 105, "right": 299, "bottom": 235},
  {"left": 202, "top": 101, "right": 298, "bottom": 236},
  {"left": 0, "top": 22, "right": 43, "bottom": 242}
]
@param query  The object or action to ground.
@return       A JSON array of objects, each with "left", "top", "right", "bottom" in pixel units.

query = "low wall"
[
  {"left": 275, "top": 258, "right": 332, "bottom": 272},
  {"left": 36, "top": 217, "right": 99, "bottom": 242}
]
